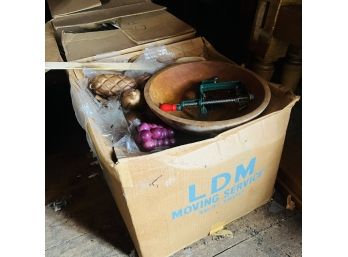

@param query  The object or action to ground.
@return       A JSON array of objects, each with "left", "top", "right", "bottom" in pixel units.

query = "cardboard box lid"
[
  {"left": 117, "top": 10, "right": 195, "bottom": 44},
  {"left": 61, "top": 10, "right": 196, "bottom": 60},
  {"left": 62, "top": 29, "right": 196, "bottom": 61},
  {"left": 45, "top": 21, "right": 63, "bottom": 63},
  {"left": 92, "top": 0, "right": 150, "bottom": 9},
  {"left": 52, "top": 1, "right": 165, "bottom": 37},
  {"left": 92, "top": 37, "right": 233, "bottom": 64},
  {"left": 62, "top": 29, "right": 136, "bottom": 61},
  {"left": 47, "top": 0, "right": 150, "bottom": 18},
  {"left": 47, "top": 0, "right": 102, "bottom": 18},
  {"left": 96, "top": 37, "right": 211, "bottom": 63}
]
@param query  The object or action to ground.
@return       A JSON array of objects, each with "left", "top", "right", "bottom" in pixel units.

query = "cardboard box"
[
  {"left": 45, "top": 21, "right": 63, "bottom": 62},
  {"left": 47, "top": 0, "right": 152, "bottom": 18},
  {"left": 83, "top": 87, "right": 298, "bottom": 257},
  {"left": 47, "top": 0, "right": 102, "bottom": 18},
  {"left": 61, "top": 10, "right": 196, "bottom": 61},
  {"left": 116, "top": 10, "right": 195, "bottom": 44},
  {"left": 51, "top": 1, "right": 166, "bottom": 39},
  {"left": 46, "top": 0, "right": 195, "bottom": 62},
  {"left": 45, "top": 3, "right": 299, "bottom": 254},
  {"left": 64, "top": 36, "right": 299, "bottom": 257},
  {"left": 47, "top": 0, "right": 155, "bottom": 18}
]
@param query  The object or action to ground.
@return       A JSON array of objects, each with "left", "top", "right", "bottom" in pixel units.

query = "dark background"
[{"left": 152, "top": 0, "right": 258, "bottom": 64}]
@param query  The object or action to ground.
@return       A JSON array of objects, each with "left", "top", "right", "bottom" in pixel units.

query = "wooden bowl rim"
[{"left": 144, "top": 61, "right": 271, "bottom": 129}]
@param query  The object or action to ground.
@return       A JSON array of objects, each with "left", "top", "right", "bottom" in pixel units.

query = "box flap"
[
  {"left": 94, "top": 0, "right": 149, "bottom": 9},
  {"left": 61, "top": 10, "right": 196, "bottom": 61},
  {"left": 52, "top": 2, "right": 166, "bottom": 38},
  {"left": 117, "top": 10, "right": 195, "bottom": 44},
  {"left": 45, "top": 21, "right": 63, "bottom": 63},
  {"left": 63, "top": 30, "right": 195, "bottom": 62},
  {"left": 62, "top": 30, "right": 195, "bottom": 61},
  {"left": 47, "top": 0, "right": 102, "bottom": 18},
  {"left": 62, "top": 29, "right": 136, "bottom": 61}
]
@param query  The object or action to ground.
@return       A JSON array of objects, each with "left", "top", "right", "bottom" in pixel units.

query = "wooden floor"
[{"left": 45, "top": 71, "right": 302, "bottom": 257}]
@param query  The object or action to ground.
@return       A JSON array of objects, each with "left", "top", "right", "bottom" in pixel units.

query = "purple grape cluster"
[{"left": 135, "top": 122, "right": 176, "bottom": 151}]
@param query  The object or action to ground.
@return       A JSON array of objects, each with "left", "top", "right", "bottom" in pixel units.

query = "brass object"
[
  {"left": 89, "top": 74, "right": 136, "bottom": 97},
  {"left": 121, "top": 89, "right": 142, "bottom": 110}
]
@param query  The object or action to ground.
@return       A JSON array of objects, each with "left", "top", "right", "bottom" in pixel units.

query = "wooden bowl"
[{"left": 144, "top": 61, "right": 271, "bottom": 133}]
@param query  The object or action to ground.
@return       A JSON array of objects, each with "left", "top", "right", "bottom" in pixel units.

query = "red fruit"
[
  {"left": 143, "top": 139, "right": 156, "bottom": 151},
  {"left": 167, "top": 128, "right": 175, "bottom": 137},
  {"left": 163, "top": 138, "right": 170, "bottom": 146},
  {"left": 156, "top": 139, "right": 164, "bottom": 147},
  {"left": 140, "top": 130, "right": 152, "bottom": 142},
  {"left": 138, "top": 122, "right": 151, "bottom": 132},
  {"left": 151, "top": 128, "right": 163, "bottom": 139},
  {"left": 169, "top": 138, "right": 176, "bottom": 145}
]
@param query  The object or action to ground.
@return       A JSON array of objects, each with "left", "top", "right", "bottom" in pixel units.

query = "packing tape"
[{"left": 209, "top": 221, "right": 226, "bottom": 235}]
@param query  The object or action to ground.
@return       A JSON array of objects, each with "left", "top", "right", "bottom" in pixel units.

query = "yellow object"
[{"left": 209, "top": 222, "right": 226, "bottom": 235}]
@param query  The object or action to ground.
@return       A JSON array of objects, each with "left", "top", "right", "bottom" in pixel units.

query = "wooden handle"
[{"left": 45, "top": 62, "right": 155, "bottom": 71}]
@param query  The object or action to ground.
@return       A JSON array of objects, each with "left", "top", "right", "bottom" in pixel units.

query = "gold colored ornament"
[{"left": 89, "top": 74, "right": 136, "bottom": 97}]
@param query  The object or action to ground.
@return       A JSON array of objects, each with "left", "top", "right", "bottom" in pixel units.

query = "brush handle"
[{"left": 159, "top": 103, "right": 178, "bottom": 112}]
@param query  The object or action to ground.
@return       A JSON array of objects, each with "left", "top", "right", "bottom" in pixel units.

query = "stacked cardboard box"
[
  {"left": 45, "top": 1, "right": 299, "bottom": 256},
  {"left": 46, "top": 0, "right": 195, "bottom": 62}
]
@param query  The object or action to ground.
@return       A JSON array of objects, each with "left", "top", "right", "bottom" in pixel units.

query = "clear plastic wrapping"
[
  {"left": 70, "top": 45, "right": 177, "bottom": 158},
  {"left": 125, "top": 45, "right": 175, "bottom": 78},
  {"left": 71, "top": 78, "right": 128, "bottom": 143}
]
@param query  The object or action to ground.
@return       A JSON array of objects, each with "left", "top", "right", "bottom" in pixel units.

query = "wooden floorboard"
[
  {"left": 46, "top": 145, "right": 134, "bottom": 257},
  {"left": 172, "top": 202, "right": 301, "bottom": 257},
  {"left": 214, "top": 214, "right": 301, "bottom": 257}
]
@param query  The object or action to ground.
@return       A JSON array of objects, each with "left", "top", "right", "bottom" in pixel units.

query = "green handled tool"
[{"left": 160, "top": 77, "right": 254, "bottom": 115}]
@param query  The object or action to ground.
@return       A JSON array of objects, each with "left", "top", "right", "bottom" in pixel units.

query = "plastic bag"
[
  {"left": 113, "top": 134, "right": 144, "bottom": 158},
  {"left": 71, "top": 76, "right": 146, "bottom": 158},
  {"left": 70, "top": 45, "right": 177, "bottom": 158},
  {"left": 112, "top": 116, "right": 146, "bottom": 158},
  {"left": 125, "top": 45, "right": 175, "bottom": 78},
  {"left": 82, "top": 68, "right": 121, "bottom": 79},
  {"left": 70, "top": 78, "right": 129, "bottom": 146}
]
